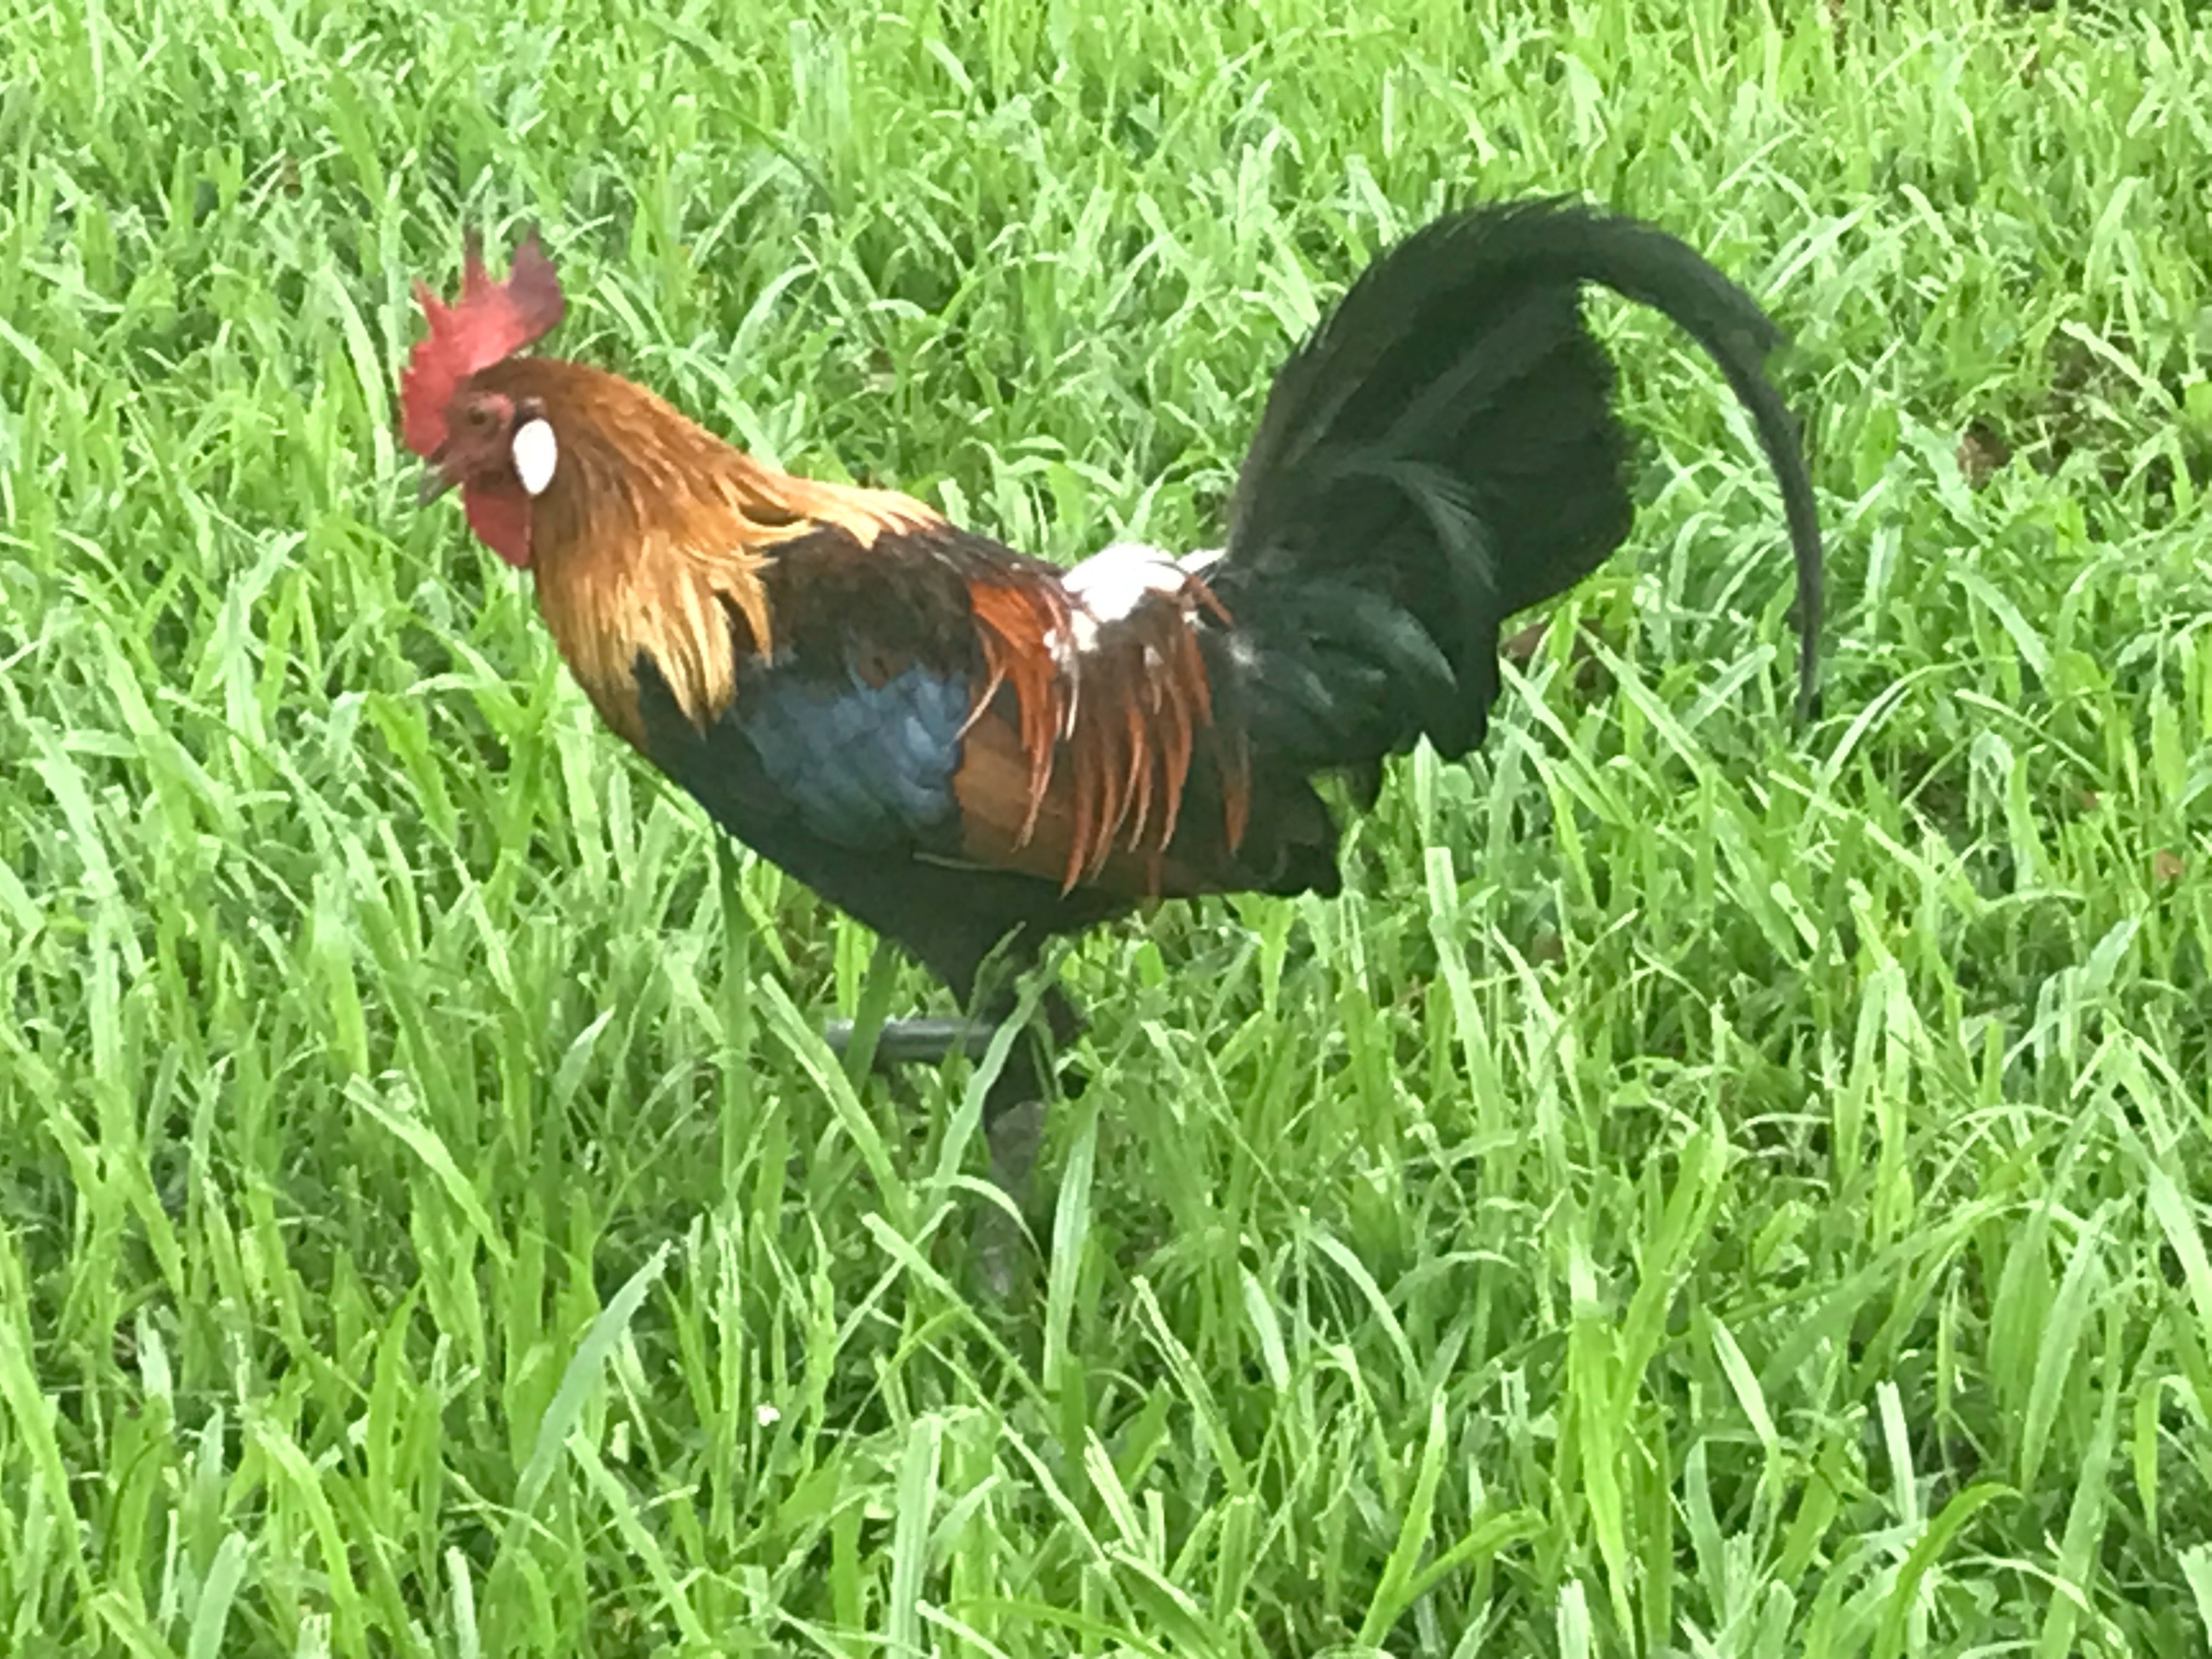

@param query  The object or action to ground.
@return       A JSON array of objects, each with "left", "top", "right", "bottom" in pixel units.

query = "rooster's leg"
[
  {"left": 820, "top": 1015, "right": 991, "bottom": 1066},
  {"left": 820, "top": 987, "right": 1083, "bottom": 1296},
  {"left": 818, "top": 1010, "right": 1056, "bottom": 1198},
  {"left": 819, "top": 986, "right": 1082, "bottom": 1098},
  {"left": 969, "top": 985, "right": 1083, "bottom": 1296}
]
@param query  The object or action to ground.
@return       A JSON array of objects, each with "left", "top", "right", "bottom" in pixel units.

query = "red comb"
[{"left": 399, "top": 228, "right": 566, "bottom": 459}]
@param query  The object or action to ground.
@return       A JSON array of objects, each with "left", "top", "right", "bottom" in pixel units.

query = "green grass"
[{"left": 3, "top": 0, "right": 2211, "bottom": 1651}]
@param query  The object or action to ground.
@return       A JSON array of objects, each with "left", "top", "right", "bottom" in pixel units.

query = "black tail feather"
[{"left": 1212, "top": 195, "right": 1824, "bottom": 776}]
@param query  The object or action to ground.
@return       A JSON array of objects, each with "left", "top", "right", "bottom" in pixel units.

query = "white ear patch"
[{"left": 511, "top": 417, "right": 558, "bottom": 496}]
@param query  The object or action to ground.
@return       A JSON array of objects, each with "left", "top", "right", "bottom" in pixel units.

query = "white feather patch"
[
  {"left": 511, "top": 417, "right": 558, "bottom": 496},
  {"left": 1063, "top": 541, "right": 1190, "bottom": 625},
  {"left": 1057, "top": 542, "right": 1208, "bottom": 706}
]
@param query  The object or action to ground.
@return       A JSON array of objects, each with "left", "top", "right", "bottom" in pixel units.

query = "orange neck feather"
[{"left": 466, "top": 358, "right": 943, "bottom": 748}]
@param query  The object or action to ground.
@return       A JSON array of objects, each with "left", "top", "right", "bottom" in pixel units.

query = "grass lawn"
[{"left": 5, "top": 0, "right": 2212, "bottom": 1652}]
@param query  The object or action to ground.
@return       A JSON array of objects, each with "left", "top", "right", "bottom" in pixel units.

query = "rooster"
[{"left": 400, "top": 198, "right": 1822, "bottom": 1143}]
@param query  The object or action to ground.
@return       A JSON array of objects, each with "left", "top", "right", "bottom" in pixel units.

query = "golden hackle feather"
[{"left": 476, "top": 357, "right": 942, "bottom": 748}]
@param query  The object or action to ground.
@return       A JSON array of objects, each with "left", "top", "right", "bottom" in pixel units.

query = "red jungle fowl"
[{"left": 399, "top": 198, "right": 1823, "bottom": 1161}]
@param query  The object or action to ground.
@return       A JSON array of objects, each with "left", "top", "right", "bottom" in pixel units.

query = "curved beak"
[{"left": 416, "top": 459, "right": 458, "bottom": 506}]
